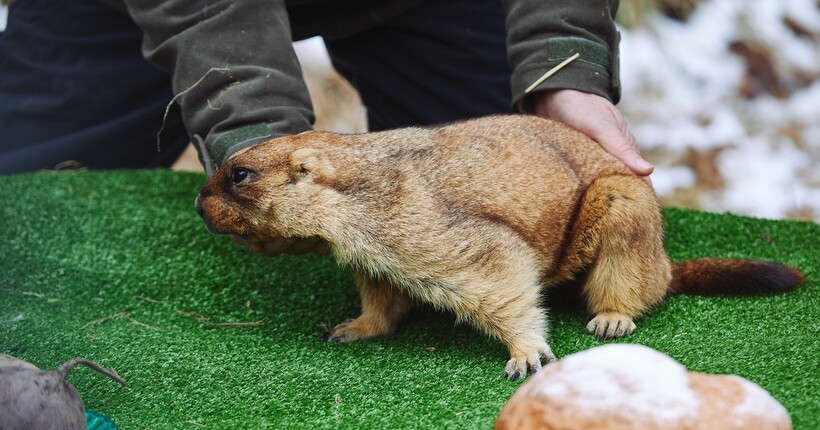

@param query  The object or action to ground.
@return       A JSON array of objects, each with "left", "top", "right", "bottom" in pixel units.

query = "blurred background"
[
  {"left": 615, "top": 0, "right": 819, "bottom": 222},
  {"left": 2, "top": 0, "right": 817, "bottom": 221}
]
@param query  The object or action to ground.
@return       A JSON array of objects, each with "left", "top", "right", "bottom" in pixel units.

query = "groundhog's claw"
[
  {"left": 586, "top": 312, "right": 636, "bottom": 340},
  {"left": 503, "top": 346, "right": 556, "bottom": 381},
  {"left": 322, "top": 316, "right": 398, "bottom": 343}
]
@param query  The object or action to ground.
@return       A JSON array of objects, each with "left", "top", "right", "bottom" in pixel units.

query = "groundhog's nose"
[
  {"left": 194, "top": 193, "right": 234, "bottom": 236},
  {"left": 194, "top": 194, "right": 204, "bottom": 217},
  {"left": 196, "top": 185, "right": 215, "bottom": 216}
]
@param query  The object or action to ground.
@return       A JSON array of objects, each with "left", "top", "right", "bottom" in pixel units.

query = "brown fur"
[{"left": 195, "top": 115, "right": 805, "bottom": 380}]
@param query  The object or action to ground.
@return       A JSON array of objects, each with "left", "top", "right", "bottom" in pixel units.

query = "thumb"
[{"left": 597, "top": 126, "right": 654, "bottom": 176}]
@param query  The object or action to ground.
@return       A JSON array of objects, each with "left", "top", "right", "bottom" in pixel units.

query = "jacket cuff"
[
  {"left": 196, "top": 122, "right": 304, "bottom": 176},
  {"left": 512, "top": 36, "right": 621, "bottom": 112}
]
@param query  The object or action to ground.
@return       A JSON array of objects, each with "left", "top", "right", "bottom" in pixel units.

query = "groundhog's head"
[{"left": 195, "top": 133, "right": 338, "bottom": 241}]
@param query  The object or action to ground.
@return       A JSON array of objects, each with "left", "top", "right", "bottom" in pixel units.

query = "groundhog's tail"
[{"left": 668, "top": 258, "right": 805, "bottom": 297}]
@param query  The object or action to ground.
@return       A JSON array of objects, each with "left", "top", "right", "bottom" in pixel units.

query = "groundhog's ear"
[{"left": 289, "top": 148, "right": 335, "bottom": 179}]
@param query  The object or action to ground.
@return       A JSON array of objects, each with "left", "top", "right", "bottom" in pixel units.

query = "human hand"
[{"left": 533, "top": 89, "right": 654, "bottom": 177}]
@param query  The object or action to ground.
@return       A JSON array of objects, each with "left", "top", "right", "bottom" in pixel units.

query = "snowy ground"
[
  {"left": 618, "top": 0, "right": 820, "bottom": 221},
  {"left": 3, "top": 1, "right": 817, "bottom": 221}
]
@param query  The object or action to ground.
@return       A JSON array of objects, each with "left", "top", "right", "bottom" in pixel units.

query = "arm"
[
  {"left": 123, "top": 0, "right": 326, "bottom": 255},
  {"left": 502, "top": 0, "right": 621, "bottom": 109},
  {"left": 123, "top": 0, "right": 315, "bottom": 174},
  {"left": 502, "top": 0, "right": 653, "bottom": 176}
]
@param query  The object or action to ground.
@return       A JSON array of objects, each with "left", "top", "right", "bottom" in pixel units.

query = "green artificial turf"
[{"left": 1, "top": 169, "right": 818, "bottom": 429}]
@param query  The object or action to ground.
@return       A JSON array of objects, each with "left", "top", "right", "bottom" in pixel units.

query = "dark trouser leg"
[
  {"left": 0, "top": 0, "right": 188, "bottom": 174},
  {"left": 324, "top": 0, "right": 512, "bottom": 131}
]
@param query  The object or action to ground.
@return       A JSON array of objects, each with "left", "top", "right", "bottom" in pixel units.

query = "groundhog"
[{"left": 195, "top": 115, "right": 805, "bottom": 380}]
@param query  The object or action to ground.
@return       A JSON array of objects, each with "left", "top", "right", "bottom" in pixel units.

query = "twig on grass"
[
  {"left": 1, "top": 288, "right": 45, "bottom": 299},
  {"left": 20, "top": 291, "right": 45, "bottom": 299},
  {"left": 176, "top": 309, "right": 263, "bottom": 328},
  {"left": 82, "top": 310, "right": 163, "bottom": 331},
  {"left": 127, "top": 317, "right": 162, "bottom": 331},
  {"left": 212, "top": 320, "right": 264, "bottom": 328},
  {"left": 82, "top": 310, "right": 129, "bottom": 329},
  {"left": 2, "top": 314, "right": 24, "bottom": 324},
  {"left": 176, "top": 309, "right": 212, "bottom": 323},
  {"left": 135, "top": 295, "right": 168, "bottom": 305}
]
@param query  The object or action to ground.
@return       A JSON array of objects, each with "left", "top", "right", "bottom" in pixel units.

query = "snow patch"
[
  {"left": 651, "top": 165, "right": 697, "bottom": 196},
  {"left": 0, "top": 5, "right": 7, "bottom": 32},
  {"left": 619, "top": 0, "right": 820, "bottom": 220},
  {"left": 714, "top": 137, "right": 811, "bottom": 219}
]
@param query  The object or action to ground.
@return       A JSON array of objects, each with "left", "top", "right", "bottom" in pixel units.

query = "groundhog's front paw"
[
  {"left": 321, "top": 316, "right": 393, "bottom": 343},
  {"left": 321, "top": 319, "right": 358, "bottom": 342},
  {"left": 586, "top": 312, "right": 637, "bottom": 340},
  {"left": 503, "top": 344, "right": 556, "bottom": 381}
]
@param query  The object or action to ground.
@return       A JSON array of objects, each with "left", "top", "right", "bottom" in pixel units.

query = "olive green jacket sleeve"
[
  {"left": 502, "top": 0, "right": 621, "bottom": 112},
  {"left": 120, "top": 0, "right": 619, "bottom": 173},
  {"left": 123, "top": 0, "right": 315, "bottom": 174}
]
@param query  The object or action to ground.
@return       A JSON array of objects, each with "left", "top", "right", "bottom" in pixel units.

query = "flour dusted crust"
[{"left": 495, "top": 344, "right": 791, "bottom": 430}]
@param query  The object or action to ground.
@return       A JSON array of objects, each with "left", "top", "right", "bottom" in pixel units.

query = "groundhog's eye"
[{"left": 230, "top": 168, "right": 251, "bottom": 185}]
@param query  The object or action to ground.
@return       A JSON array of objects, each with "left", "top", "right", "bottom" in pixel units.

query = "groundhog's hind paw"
[
  {"left": 586, "top": 312, "right": 637, "bottom": 340},
  {"left": 503, "top": 346, "right": 556, "bottom": 381}
]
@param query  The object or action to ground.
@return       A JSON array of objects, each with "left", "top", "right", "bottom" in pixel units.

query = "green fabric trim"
[
  {"left": 210, "top": 123, "right": 272, "bottom": 165},
  {"left": 548, "top": 37, "right": 611, "bottom": 71}
]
